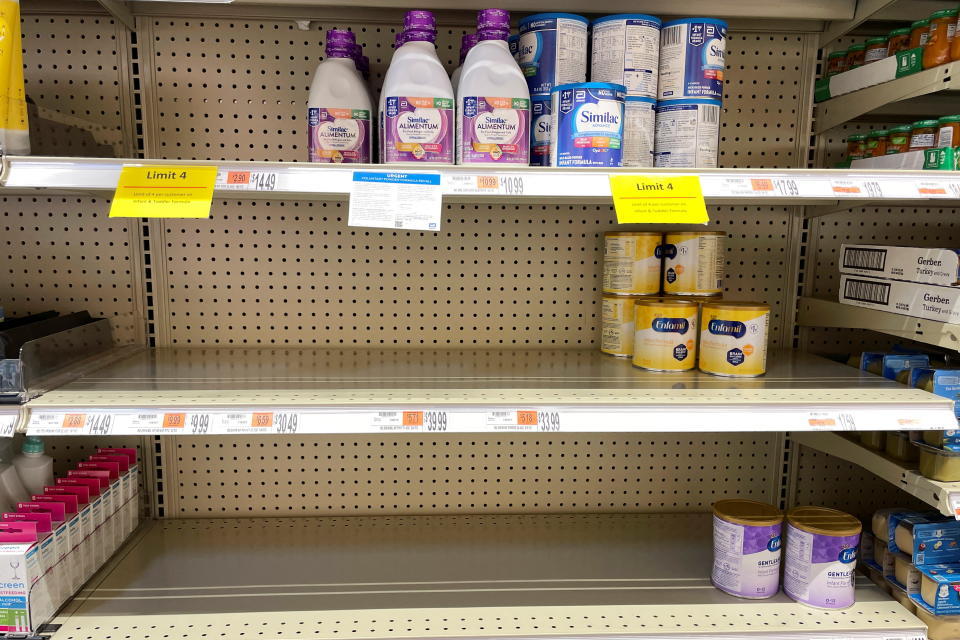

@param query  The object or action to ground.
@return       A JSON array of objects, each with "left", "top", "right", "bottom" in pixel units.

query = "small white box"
[
  {"left": 840, "top": 244, "right": 960, "bottom": 287},
  {"left": 0, "top": 521, "right": 55, "bottom": 633},
  {"left": 839, "top": 274, "right": 960, "bottom": 323}
]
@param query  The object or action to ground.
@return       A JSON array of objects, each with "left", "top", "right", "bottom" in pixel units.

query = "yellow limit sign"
[
  {"left": 608, "top": 175, "right": 709, "bottom": 224},
  {"left": 110, "top": 165, "right": 217, "bottom": 218}
]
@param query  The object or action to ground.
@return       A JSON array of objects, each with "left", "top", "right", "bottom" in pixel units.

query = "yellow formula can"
[
  {"left": 698, "top": 301, "right": 770, "bottom": 377},
  {"left": 632, "top": 298, "right": 699, "bottom": 371},
  {"left": 660, "top": 231, "right": 725, "bottom": 296},
  {"left": 601, "top": 295, "right": 647, "bottom": 357},
  {"left": 603, "top": 232, "right": 662, "bottom": 296}
]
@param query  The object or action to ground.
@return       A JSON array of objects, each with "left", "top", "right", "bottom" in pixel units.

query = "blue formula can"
[
  {"left": 658, "top": 18, "right": 727, "bottom": 101},
  {"left": 518, "top": 13, "right": 589, "bottom": 96},
  {"left": 530, "top": 96, "right": 552, "bottom": 166},
  {"left": 590, "top": 14, "right": 661, "bottom": 99},
  {"left": 550, "top": 82, "right": 625, "bottom": 168},
  {"left": 508, "top": 34, "right": 520, "bottom": 64}
]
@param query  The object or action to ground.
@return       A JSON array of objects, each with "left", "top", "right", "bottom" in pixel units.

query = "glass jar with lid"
[
  {"left": 909, "top": 119, "right": 939, "bottom": 151},
  {"left": 864, "top": 37, "right": 889, "bottom": 64},
  {"left": 923, "top": 9, "right": 959, "bottom": 69},
  {"left": 846, "top": 43, "right": 867, "bottom": 69},
  {"left": 937, "top": 115, "right": 960, "bottom": 148},
  {"left": 826, "top": 51, "right": 848, "bottom": 76},
  {"left": 865, "top": 129, "right": 888, "bottom": 157},
  {"left": 846, "top": 133, "right": 867, "bottom": 160},
  {"left": 887, "top": 28, "right": 912, "bottom": 56},
  {"left": 885, "top": 125, "right": 912, "bottom": 154},
  {"left": 910, "top": 19, "right": 931, "bottom": 49}
]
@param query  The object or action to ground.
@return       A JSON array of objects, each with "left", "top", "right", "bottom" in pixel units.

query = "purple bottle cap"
[
  {"left": 359, "top": 55, "right": 370, "bottom": 75},
  {"left": 459, "top": 32, "right": 479, "bottom": 63},
  {"left": 404, "top": 10, "right": 437, "bottom": 31},
  {"left": 394, "top": 32, "right": 406, "bottom": 47},
  {"left": 477, "top": 26, "right": 509, "bottom": 41},
  {"left": 403, "top": 28, "right": 437, "bottom": 44},
  {"left": 325, "top": 29, "right": 356, "bottom": 57},
  {"left": 477, "top": 8, "right": 510, "bottom": 30},
  {"left": 351, "top": 43, "right": 363, "bottom": 61}
]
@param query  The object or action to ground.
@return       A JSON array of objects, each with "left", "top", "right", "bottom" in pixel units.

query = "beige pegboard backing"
[
  {"left": 789, "top": 444, "right": 928, "bottom": 521},
  {"left": 152, "top": 202, "right": 797, "bottom": 347},
  {"left": 139, "top": 14, "right": 814, "bottom": 167},
  {"left": 165, "top": 433, "right": 781, "bottom": 517},
  {"left": 0, "top": 196, "right": 145, "bottom": 344},
  {"left": 20, "top": 9, "right": 132, "bottom": 157}
]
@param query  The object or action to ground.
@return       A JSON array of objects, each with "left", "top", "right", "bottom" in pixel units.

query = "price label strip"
[
  {"left": 215, "top": 169, "right": 279, "bottom": 192},
  {"left": 485, "top": 410, "right": 561, "bottom": 432},
  {"left": 0, "top": 414, "right": 17, "bottom": 437},
  {"left": 917, "top": 180, "right": 953, "bottom": 198},
  {"left": 805, "top": 412, "right": 856, "bottom": 431},
  {"left": 444, "top": 173, "right": 526, "bottom": 196}
]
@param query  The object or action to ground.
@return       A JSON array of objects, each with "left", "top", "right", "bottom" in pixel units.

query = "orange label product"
[
  {"left": 863, "top": 37, "right": 889, "bottom": 64},
  {"left": 911, "top": 19, "right": 931, "bottom": 49},
  {"left": 885, "top": 125, "right": 912, "bottom": 154},
  {"left": 887, "top": 28, "right": 911, "bottom": 56},
  {"left": 910, "top": 119, "right": 939, "bottom": 151},
  {"left": 924, "top": 9, "right": 958, "bottom": 69},
  {"left": 846, "top": 43, "right": 866, "bottom": 69}
]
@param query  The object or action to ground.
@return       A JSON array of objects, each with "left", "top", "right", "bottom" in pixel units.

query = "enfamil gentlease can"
[
  {"left": 698, "top": 301, "right": 770, "bottom": 377},
  {"left": 632, "top": 298, "right": 698, "bottom": 371},
  {"left": 603, "top": 231, "right": 662, "bottom": 295},
  {"left": 601, "top": 295, "right": 647, "bottom": 357},
  {"left": 660, "top": 231, "right": 725, "bottom": 296}
]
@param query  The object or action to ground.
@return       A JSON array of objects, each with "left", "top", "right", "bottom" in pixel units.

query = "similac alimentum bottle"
[
  {"left": 457, "top": 9, "right": 530, "bottom": 165},
  {"left": 381, "top": 11, "right": 455, "bottom": 164},
  {"left": 307, "top": 29, "right": 372, "bottom": 163},
  {"left": 451, "top": 33, "right": 479, "bottom": 93}
]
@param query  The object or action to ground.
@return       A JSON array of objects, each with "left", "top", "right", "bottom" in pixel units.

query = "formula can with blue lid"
[
  {"left": 590, "top": 14, "right": 661, "bottom": 99},
  {"left": 530, "top": 96, "right": 552, "bottom": 166},
  {"left": 698, "top": 301, "right": 770, "bottom": 378},
  {"left": 632, "top": 298, "right": 699, "bottom": 371},
  {"left": 654, "top": 99, "right": 721, "bottom": 168},
  {"left": 658, "top": 18, "right": 727, "bottom": 101},
  {"left": 518, "top": 13, "right": 589, "bottom": 96},
  {"left": 623, "top": 96, "right": 656, "bottom": 167},
  {"left": 550, "top": 82, "right": 625, "bottom": 168}
]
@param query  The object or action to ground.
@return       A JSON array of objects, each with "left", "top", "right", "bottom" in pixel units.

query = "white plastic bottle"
[
  {"left": 0, "top": 439, "right": 28, "bottom": 509},
  {"left": 451, "top": 33, "right": 478, "bottom": 93},
  {"left": 307, "top": 29, "right": 372, "bottom": 163},
  {"left": 13, "top": 436, "right": 53, "bottom": 496},
  {"left": 380, "top": 11, "right": 455, "bottom": 164},
  {"left": 457, "top": 9, "right": 530, "bottom": 165}
]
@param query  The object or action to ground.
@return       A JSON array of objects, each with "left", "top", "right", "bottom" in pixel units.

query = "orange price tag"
[
  {"left": 62, "top": 414, "right": 86, "bottom": 428},
  {"left": 832, "top": 185, "right": 860, "bottom": 194},
  {"left": 750, "top": 179, "right": 774, "bottom": 192},
  {"left": 808, "top": 418, "right": 836, "bottom": 428},
  {"left": 162, "top": 413, "right": 186, "bottom": 428},
  {"left": 919, "top": 186, "right": 947, "bottom": 195},
  {"left": 227, "top": 171, "right": 250, "bottom": 185},
  {"left": 402, "top": 411, "right": 424, "bottom": 427},
  {"left": 517, "top": 411, "right": 538, "bottom": 426},
  {"left": 251, "top": 412, "right": 273, "bottom": 427},
  {"left": 476, "top": 176, "right": 498, "bottom": 190}
]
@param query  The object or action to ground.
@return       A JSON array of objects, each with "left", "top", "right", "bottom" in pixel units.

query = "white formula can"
[
  {"left": 518, "top": 13, "right": 589, "bottom": 97},
  {"left": 713, "top": 499, "right": 783, "bottom": 600},
  {"left": 658, "top": 18, "right": 727, "bottom": 101},
  {"left": 590, "top": 14, "right": 661, "bottom": 99},
  {"left": 623, "top": 96, "right": 655, "bottom": 167},
  {"left": 654, "top": 99, "right": 721, "bottom": 168},
  {"left": 660, "top": 231, "right": 725, "bottom": 296}
]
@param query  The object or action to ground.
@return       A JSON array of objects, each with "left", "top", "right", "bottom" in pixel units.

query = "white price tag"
[
  {"left": 830, "top": 179, "right": 866, "bottom": 198},
  {"left": 715, "top": 177, "right": 776, "bottom": 197},
  {"left": 444, "top": 173, "right": 525, "bottom": 196},
  {"left": 349, "top": 171, "right": 442, "bottom": 231},
  {"left": 805, "top": 412, "right": 856, "bottom": 431},
  {"left": 485, "top": 410, "right": 560, "bottom": 432},
  {"left": 27, "top": 412, "right": 113, "bottom": 436},
  {"left": 371, "top": 411, "right": 424, "bottom": 432},
  {"left": 216, "top": 169, "right": 278, "bottom": 191},
  {"left": 917, "top": 180, "right": 952, "bottom": 198},
  {"left": 0, "top": 414, "right": 16, "bottom": 437}
]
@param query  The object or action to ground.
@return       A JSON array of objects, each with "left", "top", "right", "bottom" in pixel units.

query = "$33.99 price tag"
[{"left": 486, "top": 410, "right": 561, "bottom": 432}]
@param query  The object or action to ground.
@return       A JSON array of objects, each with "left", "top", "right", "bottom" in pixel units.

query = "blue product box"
[
  {"left": 892, "top": 516, "right": 960, "bottom": 566},
  {"left": 912, "top": 564, "right": 960, "bottom": 615},
  {"left": 882, "top": 353, "right": 930, "bottom": 380},
  {"left": 911, "top": 367, "right": 960, "bottom": 426}
]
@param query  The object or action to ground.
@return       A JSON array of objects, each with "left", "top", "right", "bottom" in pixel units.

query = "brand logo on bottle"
[
  {"left": 397, "top": 110, "right": 443, "bottom": 144},
  {"left": 475, "top": 111, "right": 521, "bottom": 144},
  {"left": 533, "top": 115, "right": 551, "bottom": 142},
  {"left": 838, "top": 547, "right": 857, "bottom": 563},
  {"left": 575, "top": 100, "right": 621, "bottom": 135},
  {"left": 767, "top": 535, "right": 781, "bottom": 552},
  {"left": 703, "top": 37, "right": 725, "bottom": 69},
  {"left": 709, "top": 319, "right": 747, "bottom": 339},
  {"left": 689, "top": 24, "right": 705, "bottom": 46},
  {"left": 652, "top": 317, "right": 689, "bottom": 334}
]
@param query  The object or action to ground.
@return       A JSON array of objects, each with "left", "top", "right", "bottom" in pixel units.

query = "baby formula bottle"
[
  {"left": 458, "top": 9, "right": 530, "bottom": 165},
  {"left": 307, "top": 29, "right": 373, "bottom": 163},
  {"left": 380, "top": 11, "right": 455, "bottom": 164},
  {"left": 451, "top": 33, "right": 479, "bottom": 93}
]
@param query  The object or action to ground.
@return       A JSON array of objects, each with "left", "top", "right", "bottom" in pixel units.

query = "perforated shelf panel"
[{"left": 50, "top": 514, "right": 923, "bottom": 640}]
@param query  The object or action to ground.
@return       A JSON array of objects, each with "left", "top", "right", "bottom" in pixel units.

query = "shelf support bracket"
[
  {"left": 96, "top": 0, "right": 135, "bottom": 31},
  {"left": 820, "top": 0, "right": 898, "bottom": 48}
]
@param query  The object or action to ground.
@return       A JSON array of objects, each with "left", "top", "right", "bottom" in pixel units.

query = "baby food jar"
[
  {"left": 865, "top": 129, "right": 888, "bottom": 157},
  {"left": 846, "top": 133, "right": 867, "bottom": 160},
  {"left": 885, "top": 124, "right": 912, "bottom": 154},
  {"left": 910, "top": 19, "right": 931, "bottom": 49},
  {"left": 826, "top": 51, "right": 848, "bottom": 76},
  {"left": 923, "top": 9, "right": 958, "bottom": 69},
  {"left": 864, "top": 37, "right": 889, "bottom": 64},
  {"left": 910, "top": 119, "right": 939, "bottom": 151},
  {"left": 846, "top": 43, "right": 867, "bottom": 69},
  {"left": 954, "top": 12, "right": 960, "bottom": 60},
  {"left": 937, "top": 114, "right": 960, "bottom": 148},
  {"left": 887, "top": 27, "right": 912, "bottom": 56}
]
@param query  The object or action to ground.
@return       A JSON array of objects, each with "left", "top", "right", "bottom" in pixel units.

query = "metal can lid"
[
  {"left": 787, "top": 506, "right": 861, "bottom": 536},
  {"left": 714, "top": 499, "right": 782, "bottom": 526}
]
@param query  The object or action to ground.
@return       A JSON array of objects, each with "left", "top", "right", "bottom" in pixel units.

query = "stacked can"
[
  {"left": 591, "top": 14, "right": 661, "bottom": 167},
  {"left": 601, "top": 232, "right": 661, "bottom": 357},
  {"left": 654, "top": 18, "right": 726, "bottom": 168},
  {"left": 519, "top": 13, "right": 589, "bottom": 166}
]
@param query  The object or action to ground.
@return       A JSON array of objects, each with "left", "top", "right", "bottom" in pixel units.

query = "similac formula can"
[
  {"left": 623, "top": 96, "right": 655, "bottom": 167},
  {"left": 712, "top": 499, "right": 783, "bottom": 600},
  {"left": 590, "top": 14, "right": 661, "bottom": 99},
  {"left": 654, "top": 99, "right": 721, "bottom": 168},
  {"left": 530, "top": 96, "right": 552, "bottom": 166},
  {"left": 551, "top": 83, "right": 625, "bottom": 167},
  {"left": 508, "top": 34, "right": 520, "bottom": 63},
  {"left": 698, "top": 301, "right": 770, "bottom": 377},
  {"left": 658, "top": 18, "right": 727, "bottom": 101},
  {"left": 784, "top": 506, "right": 861, "bottom": 609},
  {"left": 603, "top": 231, "right": 662, "bottom": 295},
  {"left": 518, "top": 13, "right": 589, "bottom": 96},
  {"left": 601, "top": 295, "right": 646, "bottom": 357},
  {"left": 632, "top": 297, "right": 698, "bottom": 371},
  {"left": 660, "top": 231, "right": 724, "bottom": 296}
]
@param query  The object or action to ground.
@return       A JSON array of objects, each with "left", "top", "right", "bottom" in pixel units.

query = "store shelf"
[
  {"left": 0, "top": 407, "right": 18, "bottom": 437},
  {"left": 793, "top": 431, "right": 960, "bottom": 518},
  {"left": 49, "top": 513, "right": 922, "bottom": 640},
  {"left": 5, "top": 156, "right": 960, "bottom": 206},
  {"left": 20, "top": 347, "right": 955, "bottom": 435},
  {"left": 815, "top": 60, "right": 960, "bottom": 133},
  {"left": 798, "top": 297, "right": 960, "bottom": 350}
]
